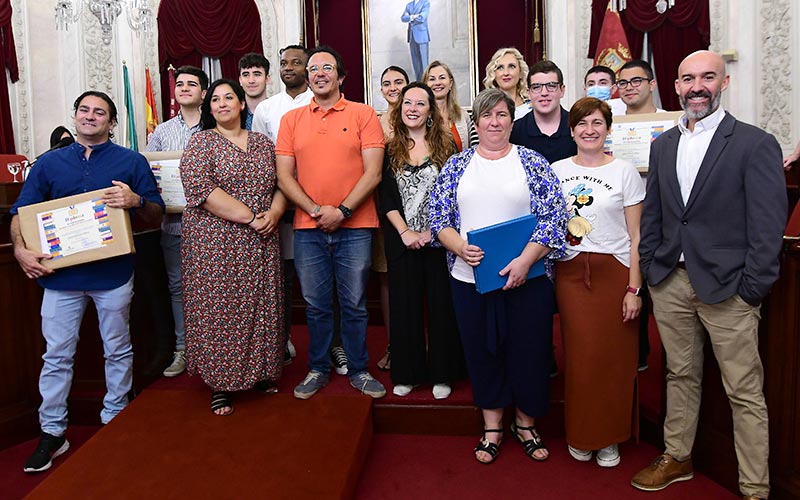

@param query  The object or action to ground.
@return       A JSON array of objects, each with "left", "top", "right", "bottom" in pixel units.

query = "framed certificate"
[
  {"left": 604, "top": 111, "right": 682, "bottom": 172},
  {"left": 143, "top": 151, "right": 185, "bottom": 213}
]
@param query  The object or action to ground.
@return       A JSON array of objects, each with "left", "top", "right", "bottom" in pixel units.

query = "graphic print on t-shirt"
[{"left": 564, "top": 182, "right": 595, "bottom": 245}]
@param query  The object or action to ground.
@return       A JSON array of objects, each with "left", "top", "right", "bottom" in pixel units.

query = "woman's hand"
[
  {"left": 252, "top": 208, "right": 281, "bottom": 236},
  {"left": 622, "top": 293, "right": 642, "bottom": 322},
  {"left": 459, "top": 241, "right": 484, "bottom": 267},
  {"left": 401, "top": 229, "right": 427, "bottom": 250},
  {"left": 499, "top": 254, "right": 535, "bottom": 290}
]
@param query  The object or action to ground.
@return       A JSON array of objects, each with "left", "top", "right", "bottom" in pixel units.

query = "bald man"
[{"left": 632, "top": 51, "right": 785, "bottom": 500}]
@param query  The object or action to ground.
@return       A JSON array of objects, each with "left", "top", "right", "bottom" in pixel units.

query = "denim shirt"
[{"left": 429, "top": 146, "right": 567, "bottom": 280}]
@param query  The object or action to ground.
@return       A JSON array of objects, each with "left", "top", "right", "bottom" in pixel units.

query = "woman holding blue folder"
[
  {"left": 551, "top": 97, "right": 645, "bottom": 468},
  {"left": 379, "top": 82, "right": 466, "bottom": 400},
  {"left": 430, "top": 88, "right": 567, "bottom": 464}
]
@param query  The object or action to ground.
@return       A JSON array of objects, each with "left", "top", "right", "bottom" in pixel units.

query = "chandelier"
[
  {"left": 609, "top": 0, "right": 676, "bottom": 14},
  {"left": 55, "top": 0, "right": 154, "bottom": 45}
]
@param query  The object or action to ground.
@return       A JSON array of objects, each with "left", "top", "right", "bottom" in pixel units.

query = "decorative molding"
[
  {"left": 759, "top": 0, "right": 792, "bottom": 146},
  {"left": 578, "top": 0, "right": 593, "bottom": 88},
  {"left": 82, "top": 8, "right": 115, "bottom": 99},
  {"left": 256, "top": 0, "right": 281, "bottom": 97},
  {"left": 10, "top": 0, "right": 32, "bottom": 157},
  {"left": 146, "top": 0, "right": 160, "bottom": 111},
  {"left": 709, "top": 0, "right": 724, "bottom": 53}
]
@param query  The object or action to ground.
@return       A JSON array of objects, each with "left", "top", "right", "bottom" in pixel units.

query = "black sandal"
[
  {"left": 253, "top": 380, "right": 278, "bottom": 394},
  {"left": 510, "top": 422, "right": 548, "bottom": 461},
  {"left": 377, "top": 346, "right": 391, "bottom": 371},
  {"left": 211, "top": 391, "right": 234, "bottom": 416},
  {"left": 474, "top": 429, "right": 503, "bottom": 464}
]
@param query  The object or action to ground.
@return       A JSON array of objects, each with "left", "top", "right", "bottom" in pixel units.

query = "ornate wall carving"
[
  {"left": 759, "top": 0, "right": 792, "bottom": 147},
  {"left": 82, "top": 8, "right": 116, "bottom": 100},
  {"left": 256, "top": 0, "right": 281, "bottom": 97},
  {"left": 709, "top": 0, "right": 724, "bottom": 53},
  {"left": 146, "top": 0, "right": 160, "bottom": 110},
  {"left": 10, "top": 0, "right": 31, "bottom": 157},
  {"left": 578, "top": 0, "right": 593, "bottom": 87}
]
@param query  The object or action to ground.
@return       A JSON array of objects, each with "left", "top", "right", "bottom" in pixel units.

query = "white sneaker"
[
  {"left": 432, "top": 383, "right": 451, "bottom": 399},
  {"left": 568, "top": 445, "right": 592, "bottom": 462},
  {"left": 596, "top": 444, "right": 620, "bottom": 467},
  {"left": 163, "top": 350, "right": 186, "bottom": 377},
  {"left": 392, "top": 384, "right": 415, "bottom": 397},
  {"left": 287, "top": 339, "right": 297, "bottom": 358}
]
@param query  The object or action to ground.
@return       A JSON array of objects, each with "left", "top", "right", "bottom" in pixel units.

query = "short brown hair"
[{"left": 568, "top": 97, "right": 612, "bottom": 130}]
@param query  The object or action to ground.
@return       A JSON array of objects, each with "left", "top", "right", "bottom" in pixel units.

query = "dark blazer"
[{"left": 639, "top": 111, "right": 787, "bottom": 306}]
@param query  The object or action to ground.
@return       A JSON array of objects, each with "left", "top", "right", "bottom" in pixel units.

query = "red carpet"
[
  {"left": 24, "top": 390, "right": 372, "bottom": 500},
  {"left": 355, "top": 435, "right": 737, "bottom": 500}
]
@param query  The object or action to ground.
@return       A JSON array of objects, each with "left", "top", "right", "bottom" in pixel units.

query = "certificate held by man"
[{"left": 467, "top": 214, "right": 545, "bottom": 294}]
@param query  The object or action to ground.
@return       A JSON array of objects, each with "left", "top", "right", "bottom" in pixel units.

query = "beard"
[{"left": 680, "top": 89, "right": 722, "bottom": 121}]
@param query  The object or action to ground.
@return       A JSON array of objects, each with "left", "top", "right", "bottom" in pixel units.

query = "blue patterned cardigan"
[{"left": 429, "top": 146, "right": 567, "bottom": 280}]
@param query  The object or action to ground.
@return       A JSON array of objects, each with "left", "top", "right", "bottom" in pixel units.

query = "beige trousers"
[{"left": 650, "top": 268, "right": 769, "bottom": 498}]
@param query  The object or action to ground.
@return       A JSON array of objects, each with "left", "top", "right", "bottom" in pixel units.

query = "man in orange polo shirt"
[{"left": 276, "top": 46, "right": 386, "bottom": 399}]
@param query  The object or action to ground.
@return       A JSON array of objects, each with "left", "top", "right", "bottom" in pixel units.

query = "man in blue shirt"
[{"left": 10, "top": 91, "right": 164, "bottom": 473}]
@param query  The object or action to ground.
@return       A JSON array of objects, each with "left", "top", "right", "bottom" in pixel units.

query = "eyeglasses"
[
  {"left": 307, "top": 63, "right": 335, "bottom": 75},
  {"left": 617, "top": 77, "right": 652, "bottom": 89},
  {"left": 529, "top": 82, "right": 561, "bottom": 93}
]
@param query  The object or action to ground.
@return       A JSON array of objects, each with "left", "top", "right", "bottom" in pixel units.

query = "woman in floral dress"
[{"left": 180, "top": 79, "right": 286, "bottom": 416}]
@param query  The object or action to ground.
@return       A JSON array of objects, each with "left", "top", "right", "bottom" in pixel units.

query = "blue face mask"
[{"left": 586, "top": 85, "right": 612, "bottom": 101}]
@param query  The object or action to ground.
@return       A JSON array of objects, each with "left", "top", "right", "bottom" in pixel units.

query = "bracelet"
[
  {"left": 246, "top": 212, "right": 256, "bottom": 225},
  {"left": 399, "top": 228, "right": 410, "bottom": 236}
]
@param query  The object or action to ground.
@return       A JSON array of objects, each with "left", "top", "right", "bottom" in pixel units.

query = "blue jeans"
[
  {"left": 294, "top": 228, "right": 372, "bottom": 375},
  {"left": 160, "top": 232, "right": 185, "bottom": 350},
  {"left": 39, "top": 277, "right": 135, "bottom": 435}
]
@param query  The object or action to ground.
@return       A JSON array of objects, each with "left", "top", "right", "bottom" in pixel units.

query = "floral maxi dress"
[{"left": 180, "top": 130, "right": 284, "bottom": 391}]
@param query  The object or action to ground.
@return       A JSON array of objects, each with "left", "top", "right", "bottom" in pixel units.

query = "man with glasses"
[
  {"left": 618, "top": 60, "right": 665, "bottom": 115},
  {"left": 276, "top": 46, "right": 387, "bottom": 400},
  {"left": 511, "top": 60, "right": 576, "bottom": 164}
]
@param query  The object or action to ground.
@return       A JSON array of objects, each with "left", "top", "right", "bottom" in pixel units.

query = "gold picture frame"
[{"left": 362, "top": 0, "right": 478, "bottom": 111}]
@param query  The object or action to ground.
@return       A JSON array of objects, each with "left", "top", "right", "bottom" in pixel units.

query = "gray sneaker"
[
  {"left": 349, "top": 371, "right": 386, "bottom": 398},
  {"left": 294, "top": 370, "right": 329, "bottom": 400},
  {"left": 163, "top": 350, "right": 186, "bottom": 377}
]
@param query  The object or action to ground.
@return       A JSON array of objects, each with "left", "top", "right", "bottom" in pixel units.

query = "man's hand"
[
  {"left": 103, "top": 180, "right": 140, "bottom": 209},
  {"left": 313, "top": 205, "right": 345, "bottom": 233},
  {"left": 14, "top": 246, "right": 54, "bottom": 279}
]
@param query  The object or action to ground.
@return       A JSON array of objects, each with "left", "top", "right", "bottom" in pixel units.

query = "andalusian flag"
[
  {"left": 123, "top": 62, "right": 138, "bottom": 151},
  {"left": 145, "top": 67, "right": 158, "bottom": 140}
]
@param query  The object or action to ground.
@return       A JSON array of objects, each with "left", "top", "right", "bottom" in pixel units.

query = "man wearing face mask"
[{"left": 584, "top": 65, "right": 627, "bottom": 116}]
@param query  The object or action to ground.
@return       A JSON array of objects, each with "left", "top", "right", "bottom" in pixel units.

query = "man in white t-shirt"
[
  {"left": 584, "top": 65, "right": 626, "bottom": 116},
  {"left": 618, "top": 60, "right": 665, "bottom": 115},
  {"left": 253, "top": 45, "right": 313, "bottom": 365}
]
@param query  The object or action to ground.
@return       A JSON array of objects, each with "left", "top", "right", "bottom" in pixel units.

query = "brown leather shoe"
[{"left": 631, "top": 453, "right": 694, "bottom": 491}]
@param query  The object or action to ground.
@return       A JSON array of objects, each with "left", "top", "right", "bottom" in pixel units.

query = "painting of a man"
[{"left": 402, "top": 0, "right": 430, "bottom": 81}]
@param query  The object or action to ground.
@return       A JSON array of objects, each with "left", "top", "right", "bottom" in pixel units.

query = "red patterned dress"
[{"left": 180, "top": 130, "right": 284, "bottom": 391}]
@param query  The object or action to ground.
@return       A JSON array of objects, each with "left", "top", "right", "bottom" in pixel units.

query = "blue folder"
[{"left": 466, "top": 214, "right": 546, "bottom": 294}]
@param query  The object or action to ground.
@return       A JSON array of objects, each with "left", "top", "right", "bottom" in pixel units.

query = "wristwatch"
[
  {"left": 626, "top": 286, "right": 642, "bottom": 297},
  {"left": 138, "top": 195, "right": 145, "bottom": 208},
  {"left": 338, "top": 204, "right": 353, "bottom": 219}
]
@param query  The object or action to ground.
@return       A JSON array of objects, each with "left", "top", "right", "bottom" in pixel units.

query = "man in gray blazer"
[{"left": 632, "top": 51, "right": 786, "bottom": 500}]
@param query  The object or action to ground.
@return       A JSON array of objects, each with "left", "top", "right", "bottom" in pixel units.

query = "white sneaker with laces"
[
  {"left": 432, "top": 383, "right": 451, "bottom": 399},
  {"left": 392, "top": 384, "right": 414, "bottom": 396},
  {"left": 596, "top": 444, "right": 620, "bottom": 467},
  {"left": 568, "top": 445, "right": 593, "bottom": 462},
  {"left": 163, "top": 350, "right": 186, "bottom": 377}
]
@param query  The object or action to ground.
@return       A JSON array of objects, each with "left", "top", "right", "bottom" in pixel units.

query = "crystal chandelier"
[
  {"left": 55, "top": 0, "right": 154, "bottom": 45},
  {"left": 609, "top": 0, "right": 676, "bottom": 13}
]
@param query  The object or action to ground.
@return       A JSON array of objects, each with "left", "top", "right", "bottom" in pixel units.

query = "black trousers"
[{"left": 387, "top": 247, "right": 466, "bottom": 385}]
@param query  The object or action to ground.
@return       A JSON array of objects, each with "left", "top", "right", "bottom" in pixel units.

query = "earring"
[{"left": 426, "top": 116, "right": 433, "bottom": 128}]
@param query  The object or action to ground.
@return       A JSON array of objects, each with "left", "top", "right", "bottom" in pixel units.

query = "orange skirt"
[{"left": 556, "top": 252, "right": 638, "bottom": 450}]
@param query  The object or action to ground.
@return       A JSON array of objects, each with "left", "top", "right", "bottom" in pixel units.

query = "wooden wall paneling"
[{"left": 0, "top": 244, "right": 45, "bottom": 449}]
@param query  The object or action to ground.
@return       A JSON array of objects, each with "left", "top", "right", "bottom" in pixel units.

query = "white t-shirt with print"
[{"left": 551, "top": 157, "right": 645, "bottom": 267}]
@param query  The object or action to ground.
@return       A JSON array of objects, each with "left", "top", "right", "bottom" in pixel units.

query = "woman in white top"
[
  {"left": 550, "top": 97, "right": 645, "bottom": 468},
  {"left": 423, "top": 60, "right": 478, "bottom": 150},
  {"left": 430, "top": 88, "right": 567, "bottom": 464},
  {"left": 483, "top": 47, "right": 530, "bottom": 121}
]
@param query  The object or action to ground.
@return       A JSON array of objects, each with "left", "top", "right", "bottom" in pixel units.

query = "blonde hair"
[
  {"left": 422, "top": 60, "right": 463, "bottom": 123},
  {"left": 483, "top": 47, "right": 528, "bottom": 104}
]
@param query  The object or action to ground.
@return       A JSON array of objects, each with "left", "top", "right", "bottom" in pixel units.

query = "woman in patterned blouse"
[
  {"left": 378, "top": 82, "right": 466, "bottom": 400},
  {"left": 430, "top": 88, "right": 567, "bottom": 464}
]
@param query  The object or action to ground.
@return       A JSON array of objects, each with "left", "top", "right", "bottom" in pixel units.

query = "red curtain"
[
  {"left": 0, "top": 0, "right": 18, "bottom": 154},
  {"left": 157, "top": 0, "right": 262, "bottom": 121},
  {"left": 588, "top": 0, "right": 710, "bottom": 111}
]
